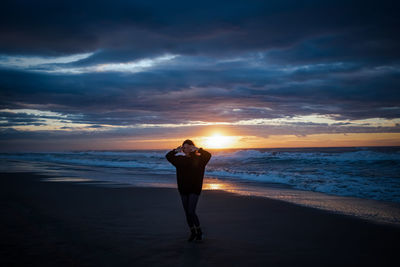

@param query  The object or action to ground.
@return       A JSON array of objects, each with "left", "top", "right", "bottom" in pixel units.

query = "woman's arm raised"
[
  {"left": 197, "top": 147, "right": 212, "bottom": 166},
  {"left": 165, "top": 146, "right": 182, "bottom": 167}
]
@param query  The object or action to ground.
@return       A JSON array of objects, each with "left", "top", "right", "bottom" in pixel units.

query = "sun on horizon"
[{"left": 203, "top": 133, "right": 236, "bottom": 149}]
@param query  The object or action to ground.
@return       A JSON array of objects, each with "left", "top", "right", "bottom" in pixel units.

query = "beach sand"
[{"left": 1, "top": 172, "right": 399, "bottom": 266}]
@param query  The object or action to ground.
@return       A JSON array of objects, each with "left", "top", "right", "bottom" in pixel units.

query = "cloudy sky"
[{"left": 0, "top": 0, "right": 399, "bottom": 151}]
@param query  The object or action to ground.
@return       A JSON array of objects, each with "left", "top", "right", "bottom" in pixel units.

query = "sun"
[{"left": 204, "top": 133, "right": 234, "bottom": 148}]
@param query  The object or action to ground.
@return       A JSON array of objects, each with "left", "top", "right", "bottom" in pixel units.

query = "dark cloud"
[
  {"left": 0, "top": 1, "right": 398, "bottom": 63},
  {"left": 1, "top": 58, "right": 399, "bottom": 127}
]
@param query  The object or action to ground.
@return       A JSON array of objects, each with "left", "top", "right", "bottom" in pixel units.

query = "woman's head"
[{"left": 182, "top": 139, "right": 195, "bottom": 156}]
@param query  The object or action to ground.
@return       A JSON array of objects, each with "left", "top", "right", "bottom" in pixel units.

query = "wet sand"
[{"left": 1, "top": 172, "right": 399, "bottom": 266}]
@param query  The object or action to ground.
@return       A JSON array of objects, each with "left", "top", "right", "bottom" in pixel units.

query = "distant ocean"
[{"left": 1, "top": 146, "right": 400, "bottom": 203}]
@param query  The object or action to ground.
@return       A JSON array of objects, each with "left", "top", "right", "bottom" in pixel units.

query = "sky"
[{"left": 0, "top": 0, "right": 399, "bottom": 151}]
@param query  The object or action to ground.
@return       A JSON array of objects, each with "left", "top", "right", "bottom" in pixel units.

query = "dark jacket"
[{"left": 165, "top": 148, "right": 212, "bottom": 195}]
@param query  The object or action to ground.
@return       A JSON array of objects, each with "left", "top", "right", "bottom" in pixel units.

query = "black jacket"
[{"left": 165, "top": 148, "right": 212, "bottom": 195}]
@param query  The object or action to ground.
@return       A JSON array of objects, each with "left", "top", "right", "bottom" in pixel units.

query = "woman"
[{"left": 165, "top": 139, "right": 212, "bottom": 242}]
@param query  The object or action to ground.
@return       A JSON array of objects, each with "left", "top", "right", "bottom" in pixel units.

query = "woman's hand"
[
  {"left": 190, "top": 145, "right": 199, "bottom": 152},
  {"left": 190, "top": 145, "right": 201, "bottom": 155},
  {"left": 175, "top": 146, "right": 182, "bottom": 152}
]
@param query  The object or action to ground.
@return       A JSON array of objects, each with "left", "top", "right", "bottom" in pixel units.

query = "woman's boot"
[
  {"left": 187, "top": 227, "right": 197, "bottom": 242},
  {"left": 195, "top": 226, "right": 203, "bottom": 241}
]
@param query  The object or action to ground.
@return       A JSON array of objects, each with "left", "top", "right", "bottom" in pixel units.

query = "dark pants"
[{"left": 180, "top": 193, "right": 200, "bottom": 228}]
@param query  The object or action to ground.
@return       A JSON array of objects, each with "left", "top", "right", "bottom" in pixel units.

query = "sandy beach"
[{"left": 1, "top": 171, "right": 399, "bottom": 266}]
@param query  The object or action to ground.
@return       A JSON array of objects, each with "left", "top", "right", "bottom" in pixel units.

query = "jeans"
[{"left": 180, "top": 193, "right": 200, "bottom": 227}]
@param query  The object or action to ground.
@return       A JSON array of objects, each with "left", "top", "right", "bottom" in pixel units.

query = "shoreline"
[
  {"left": 3, "top": 157, "right": 400, "bottom": 227},
  {"left": 1, "top": 171, "right": 400, "bottom": 266},
  {"left": 2, "top": 156, "right": 400, "bottom": 227}
]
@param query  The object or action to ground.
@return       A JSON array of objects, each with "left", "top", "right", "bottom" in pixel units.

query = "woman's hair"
[{"left": 182, "top": 139, "right": 195, "bottom": 146}]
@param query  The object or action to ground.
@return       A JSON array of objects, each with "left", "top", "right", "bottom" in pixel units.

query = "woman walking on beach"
[{"left": 165, "top": 139, "right": 212, "bottom": 242}]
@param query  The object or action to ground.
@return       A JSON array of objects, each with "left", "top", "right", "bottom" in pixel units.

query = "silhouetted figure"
[{"left": 165, "top": 139, "right": 212, "bottom": 242}]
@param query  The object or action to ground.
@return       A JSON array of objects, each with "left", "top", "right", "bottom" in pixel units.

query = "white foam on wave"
[
  {"left": 212, "top": 149, "right": 269, "bottom": 160},
  {"left": 63, "top": 150, "right": 166, "bottom": 158},
  {"left": 0, "top": 153, "right": 172, "bottom": 170}
]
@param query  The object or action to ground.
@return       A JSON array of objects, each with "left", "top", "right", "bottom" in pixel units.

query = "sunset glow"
[{"left": 204, "top": 133, "right": 236, "bottom": 148}]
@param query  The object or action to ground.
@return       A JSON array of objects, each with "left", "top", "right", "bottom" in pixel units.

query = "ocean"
[{"left": 1, "top": 146, "right": 400, "bottom": 224}]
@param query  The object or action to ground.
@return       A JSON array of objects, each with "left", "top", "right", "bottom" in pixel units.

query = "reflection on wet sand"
[{"left": 42, "top": 177, "right": 93, "bottom": 182}]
